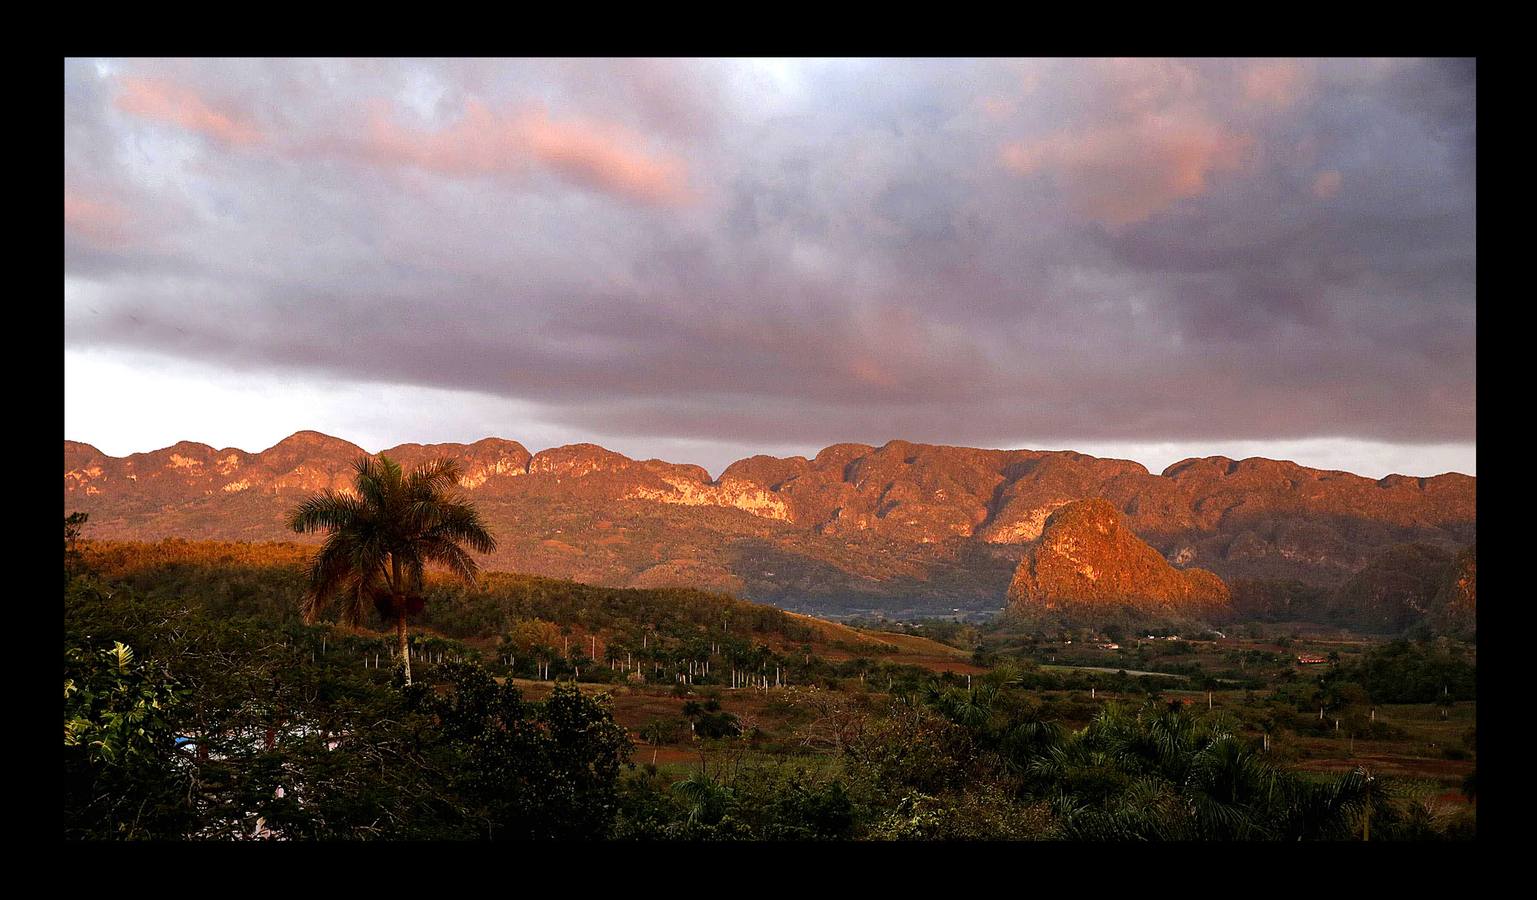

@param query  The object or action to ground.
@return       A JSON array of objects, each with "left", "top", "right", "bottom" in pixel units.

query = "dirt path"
[
  {"left": 1041, "top": 664, "right": 1184, "bottom": 678},
  {"left": 1291, "top": 753, "right": 1474, "bottom": 780}
]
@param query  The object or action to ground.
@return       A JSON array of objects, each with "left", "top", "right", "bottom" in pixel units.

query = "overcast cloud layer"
[{"left": 64, "top": 58, "right": 1476, "bottom": 478}]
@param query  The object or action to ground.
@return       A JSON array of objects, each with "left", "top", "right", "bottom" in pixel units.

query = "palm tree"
[
  {"left": 640, "top": 719, "right": 675, "bottom": 766},
  {"left": 672, "top": 770, "right": 732, "bottom": 827},
  {"left": 288, "top": 454, "right": 497, "bottom": 686}
]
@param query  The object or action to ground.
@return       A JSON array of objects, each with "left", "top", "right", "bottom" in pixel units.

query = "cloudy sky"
[{"left": 64, "top": 58, "right": 1476, "bottom": 478}]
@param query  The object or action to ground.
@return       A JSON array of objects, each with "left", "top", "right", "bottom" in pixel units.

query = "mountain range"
[{"left": 64, "top": 431, "right": 1475, "bottom": 616}]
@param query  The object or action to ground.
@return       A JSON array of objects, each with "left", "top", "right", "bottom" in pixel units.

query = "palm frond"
[
  {"left": 303, "top": 533, "right": 387, "bottom": 625},
  {"left": 351, "top": 455, "right": 398, "bottom": 515},
  {"left": 288, "top": 490, "right": 363, "bottom": 534},
  {"left": 423, "top": 502, "right": 498, "bottom": 554},
  {"left": 405, "top": 457, "right": 463, "bottom": 498},
  {"left": 417, "top": 536, "right": 481, "bottom": 585}
]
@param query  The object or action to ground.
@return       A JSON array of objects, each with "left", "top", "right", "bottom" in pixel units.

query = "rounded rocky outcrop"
[{"left": 1007, "top": 498, "right": 1231, "bottom": 618}]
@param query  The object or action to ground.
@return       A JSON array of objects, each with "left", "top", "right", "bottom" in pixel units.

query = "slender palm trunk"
[
  {"left": 397, "top": 600, "right": 412, "bottom": 686},
  {"left": 391, "top": 554, "right": 412, "bottom": 687}
]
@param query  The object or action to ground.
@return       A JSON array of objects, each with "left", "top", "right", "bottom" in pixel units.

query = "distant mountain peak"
[{"left": 264, "top": 430, "right": 365, "bottom": 454}]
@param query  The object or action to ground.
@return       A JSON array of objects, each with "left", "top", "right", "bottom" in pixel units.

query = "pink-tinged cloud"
[
  {"left": 1311, "top": 170, "right": 1343, "bottom": 199},
  {"left": 1241, "top": 60, "right": 1309, "bottom": 108},
  {"left": 115, "top": 76, "right": 263, "bottom": 145},
  {"left": 522, "top": 107, "right": 691, "bottom": 205},
  {"left": 64, "top": 190, "right": 130, "bottom": 245},
  {"left": 1002, "top": 110, "right": 1252, "bottom": 227},
  {"left": 363, "top": 100, "right": 691, "bottom": 206}
]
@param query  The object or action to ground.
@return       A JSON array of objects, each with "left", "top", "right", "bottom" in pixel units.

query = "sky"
[{"left": 64, "top": 58, "right": 1476, "bottom": 479}]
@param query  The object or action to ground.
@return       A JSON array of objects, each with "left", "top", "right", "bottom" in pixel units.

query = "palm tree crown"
[{"left": 288, "top": 454, "right": 497, "bottom": 685}]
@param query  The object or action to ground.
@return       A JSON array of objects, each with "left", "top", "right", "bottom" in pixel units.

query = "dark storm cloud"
[{"left": 64, "top": 58, "right": 1475, "bottom": 452}]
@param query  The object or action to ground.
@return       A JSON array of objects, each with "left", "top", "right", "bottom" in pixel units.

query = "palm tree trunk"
[
  {"left": 390, "top": 554, "right": 412, "bottom": 687},
  {"left": 397, "top": 602, "right": 412, "bottom": 686}
]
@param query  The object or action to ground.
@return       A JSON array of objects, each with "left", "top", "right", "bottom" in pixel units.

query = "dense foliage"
[
  {"left": 411, "top": 661, "right": 631, "bottom": 839},
  {"left": 607, "top": 679, "right": 1471, "bottom": 840},
  {"left": 64, "top": 637, "right": 190, "bottom": 839},
  {"left": 1340, "top": 639, "right": 1476, "bottom": 704},
  {"left": 64, "top": 540, "right": 630, "bottom": 839}
]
